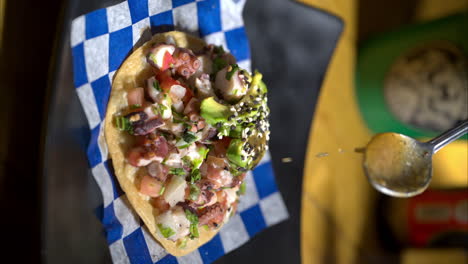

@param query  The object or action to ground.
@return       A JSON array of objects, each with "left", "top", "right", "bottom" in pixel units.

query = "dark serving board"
[{"left": 42, "top": 0, "right": 342, "bottom": 263}]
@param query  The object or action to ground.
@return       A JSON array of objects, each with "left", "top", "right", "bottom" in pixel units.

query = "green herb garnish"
[
  {"left": 190, "top": 169, "right": 201, "bottom": 183},
  {"left": 130, "top": 104, "right": 141, "bottom": 109},
  {"left": 185, "top": 210, "right": 199, "bottom": 239},
  {"left": 177, "top": 237, "right": 188, "bottom": 249},
  {"left": 182, "top": 156, "right": 192, "bottom": 167},
  {"left": 212, "top": 57, "right": 227, "bottom": 74},
  {"left": 190, "top": 224, "right": 199, "bottom": 239},
  {"left": 152, "top": 106, "right": 159, "bottom": 115},
  {"left": 189, "top": 184, "right": 200, "bottom": 201},
  {"left": 159, "top": 185, "right": 166, "bottom": 195},
  {"left": 225, "top": 64, "right": 239, "bottom": 80},
  {"left": 192, "top": 146, "right": 209, "bottom": 168},
  {"left": 182, "top": 132, "right": 198, "bottom": 144},
  {"left": 153, "top": 79, "right": 162, "bottom": 92},
  {"left": 169, "top": 168, "right": 186, "bottom": 176},
  {"left": 159, "top": 104, "right": 168, "bottom": 111},
  {"left": 149, "top": 53, "right": 158, "bottom": 65},
  {"left": 239, "top": 182, "right": 246, "bottom": 195},
  {"left": 157, "top": 224, "right": 175, "bottom": 238},
  {"left": 115, "top": 116, "right": 133, "bottom": 134}
]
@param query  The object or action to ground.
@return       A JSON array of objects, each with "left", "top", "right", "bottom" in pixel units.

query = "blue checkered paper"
[{"left": 70, "top": 1, "right": 288, "bottom": 263}]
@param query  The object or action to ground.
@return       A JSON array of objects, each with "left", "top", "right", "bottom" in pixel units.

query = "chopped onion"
[{"left": 170, "top": 85, "right": 186, "bottom": 100}]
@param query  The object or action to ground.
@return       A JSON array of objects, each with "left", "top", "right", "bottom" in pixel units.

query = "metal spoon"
[{"left": 362, "top": 120, "right": 468, "bottom": 198}]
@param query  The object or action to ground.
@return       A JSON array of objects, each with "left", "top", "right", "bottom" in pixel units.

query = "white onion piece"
[
  {"left": 146, "top": 76, "right": 160, "bottom": 102},
  {"left": 170, "top": 85, "right": 186, "bottom": 100}
]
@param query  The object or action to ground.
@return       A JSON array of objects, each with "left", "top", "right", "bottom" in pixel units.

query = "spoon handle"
[{"left": 428, "top": 120, "right": 468, "bottom": 153}]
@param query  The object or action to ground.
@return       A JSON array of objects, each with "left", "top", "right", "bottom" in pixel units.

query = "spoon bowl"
[
  {"left": 363, "top": 133, "right": 432, "bottom": 197},
  {"left": 362, "top": 120, "right": 467, "bottom": 197}
]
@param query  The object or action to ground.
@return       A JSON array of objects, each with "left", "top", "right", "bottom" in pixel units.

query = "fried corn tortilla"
[{"left": 105, "top": 31, "right": 269, "bottom": 256}]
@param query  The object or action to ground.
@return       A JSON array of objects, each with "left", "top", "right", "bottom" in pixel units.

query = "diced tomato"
[
  {"left": 140, "top": 174, "right": 163, "bottom": 197},
  {"left": 127, "top": 148, "right": 144, "bottom": 167},
  {"left": 207, "top": 166, "right": 222, "bottom": 188},
  {"left": 182, "top": 86, "right": 194, "bottom": 104},
  {"left": 216, "top": 190, "right": 227, "bottom": 205},
  {"left": 207, "top": 155, "right": 227, "bottom": 169},
  {"left": 183, "top": 98, "right": 199, "bottom": 115},
  {"left": 160, "top": 51, "right": 174, "bottom": 71},
  {"left": 127, "top": 87, "right": 145, "bottom": 106},
  {"left": 155, "top": 70, "right": 180, "bottom": 92},
  {"left": 151, "top": 196, "right": 170, "bottom": 212},
  {"left": 200, "top": 162, "right": 208, "bottom": 176}
]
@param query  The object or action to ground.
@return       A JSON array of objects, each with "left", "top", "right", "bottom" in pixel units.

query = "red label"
[{"left": 407, "top": 189, "right": 468, "bottom": 247}]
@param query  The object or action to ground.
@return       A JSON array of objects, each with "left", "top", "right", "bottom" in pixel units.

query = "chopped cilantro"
[
  {"left": 183, "top": 132, "right": 198, "bottom": 144},
  {"left": 159, "top": 104, "right": 168, "bottom": 111},
  {"left": 177, "top": 237, "right": 188, "bottom": 249},
  {"left": 239, "top": 182, "right": 246, "bottom": 195},
  {"left": 115, "top": 116, "right": 133, "bottom": 134},
  {"left": 152, "top": 106, "right": 159, "bottom": 115},
  {"left": 182, "top": 156, "right": 192, "bottom": 167},
  {"left": 212, "top": 57, "right": 227, "bottom": 74},
  {"left": 225, "top": 64, "right": 239, "bottom": 80},
  {"left": 130, "top": 104, "right": 141, "bottom": 109},
  {"left": 153, "top": 80, "right": 162, "bottom": 92},
  {"left": 149, "top": 53, "right": 158, "bottom": 65},
  {"left": 189, "top": 184, "right": 200, "bottom": 201},
  {"left": 185, "top": 210, "right": 199, "bottom": 239},
  {"left": 192, "top": 146, "right": 209, "bottom": 168},
  {"left": 190, "top": 224, "right": 199, "bottom": 239},
  {"left": 185, "top": 209, "right": 198, "bottom": 224},
  {"left": 159, "top": 185, "right": 166, "bottom": 195},
  {"left": 169, "top": 168, "right": 186, "bottom": 176},
  {"left": 198, "top": 146, "right": 209, "bottom": 160},
  {"left": 190, "top": 169, "right": 201, "bottom": 183},
  {"left": 157, "top": 224, "right": 175, "bottom": 238}
]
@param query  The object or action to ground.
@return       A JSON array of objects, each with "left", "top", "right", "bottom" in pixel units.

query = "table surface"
[{"left": 42, "top": 0, "right": 342, "bottom": 263}]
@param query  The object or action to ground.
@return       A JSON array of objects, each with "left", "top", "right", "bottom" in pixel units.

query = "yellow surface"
[
  {"left": 299, "top": 0, "right": 468, "bottom": 263},
  {"left": 401, "top": 249, "right": 468, "bottom": 264},
  {"left": 415, "top": 0, "right": 468, "bottom": 22},
  {"left": 298, "top": 0, "right": 374, "bottom": 263}
]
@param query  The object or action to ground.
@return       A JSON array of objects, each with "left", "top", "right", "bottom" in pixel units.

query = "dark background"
[{"left": 0, "top": 0, "right": 427, "bottom": 263}]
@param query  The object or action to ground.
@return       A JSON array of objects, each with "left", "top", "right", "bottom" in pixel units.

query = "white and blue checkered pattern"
[{"left": 71, "top": 1, "right": 288, "bottom": 263}]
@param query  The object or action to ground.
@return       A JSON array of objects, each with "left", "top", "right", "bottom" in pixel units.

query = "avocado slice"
[
  {"left": 200, "top": 97, "right": 231, "bottom": 125},
  {"left": 226, "top": 139, "right": 248, "bottom": 168},
  {"left": 202, "top": 71, "right": 269, "bottom": 169}
]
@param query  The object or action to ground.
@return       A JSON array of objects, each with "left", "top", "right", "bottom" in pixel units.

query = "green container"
[{"left": 356, "top": 12, "right": 468, "bottom": 139}]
